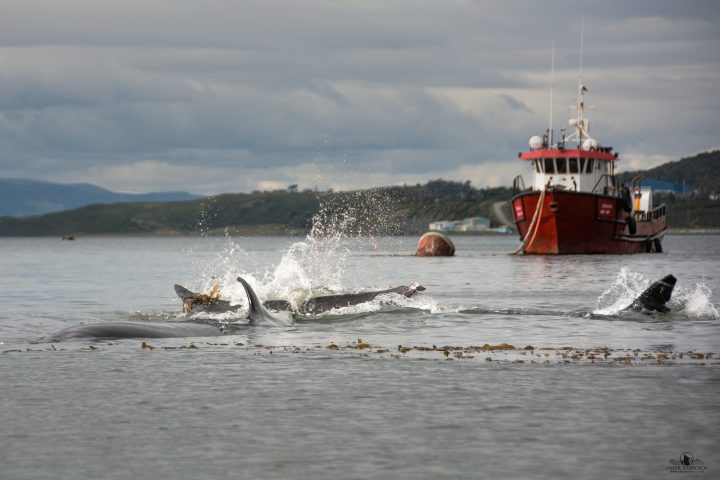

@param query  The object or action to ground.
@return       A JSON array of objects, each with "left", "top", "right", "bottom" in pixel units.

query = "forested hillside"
[
  {"left": 0, "top": 181, "right": 512, "bottom": 236},
  {"left": 2, "top": 150, "right": 718, "bottom": 236},
  {"left": 619, "top": 150, "right": 719, "bottom": 194}
]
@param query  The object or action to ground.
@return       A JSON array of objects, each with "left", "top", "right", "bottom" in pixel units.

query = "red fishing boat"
[{"left": 511, "top": 79, "right": 667, "bottom": 254}]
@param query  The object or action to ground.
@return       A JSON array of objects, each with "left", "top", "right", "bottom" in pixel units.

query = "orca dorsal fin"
[
  {"left": 237, "top": 276, "right": 293, "bottom": 326},
  {"left": 237, "top": 276, "right": 263, "bottom": 324}
]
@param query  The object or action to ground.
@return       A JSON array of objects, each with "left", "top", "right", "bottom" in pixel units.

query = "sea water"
[{"left": 0, "top": 234, "right": 718, "bottom": 479}]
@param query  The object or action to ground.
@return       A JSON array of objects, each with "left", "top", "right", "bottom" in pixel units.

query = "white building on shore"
[{"left": 429, "top": 216, "right": 491, "bottom": 232}]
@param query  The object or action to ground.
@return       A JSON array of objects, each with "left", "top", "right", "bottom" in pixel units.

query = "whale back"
[
  {"left": 629, "top": 274, "right": 677, "bottom": 313},
  {"left": 45, "top": 321, "right": 223, "bottom": 342},
  {"left": 298, "top": 283, "right": 426, "bottom": 315}
]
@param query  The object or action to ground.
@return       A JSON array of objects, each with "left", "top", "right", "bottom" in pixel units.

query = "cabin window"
[
  {"left": 568, "top": 158, "right": 579, "bottom": 173},
  {"left": 544, "top": 158, "right": 555, "bottom": 173},
  {"left": 534, "top": 160, "right": 541, "bottom": 173},
  {"left": 585, "top": 159, "right": 594, "bottom": 173},
  {"left": 579, "top": 158, "right": 586, "bottom": 172},
  {"left": 556, "top": 158, "right": 567, "bottom": 173}
]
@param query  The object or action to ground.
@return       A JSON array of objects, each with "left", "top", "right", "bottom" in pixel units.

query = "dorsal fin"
[
  {"left": 237, "top": 276, "right": 263, "bottom": 324},
  {"left": 174, "top": 284, "right": 195, "bottom": 299},
  {"left": 237, "top": 276, "right": 292, "bottom": 326}
]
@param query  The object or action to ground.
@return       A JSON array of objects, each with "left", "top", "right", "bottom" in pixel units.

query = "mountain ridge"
[{"left": 0, "top": 178, "right": 203, "bottom": 217}]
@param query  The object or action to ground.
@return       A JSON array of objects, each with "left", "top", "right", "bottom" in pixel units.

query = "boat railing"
[
  {"left": 591, "top": 174, "right": 623, "bottom": 196},
  {"left": 512, "top": 175, "right": 527, "bottom": 195},
  {"left": 636, "top": 204, "right": 666, "bottom": 222}
]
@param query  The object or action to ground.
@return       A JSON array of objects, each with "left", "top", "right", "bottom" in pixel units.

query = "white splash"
[
  {"left": 186, "top": 193, "right": 428, "bottom": 319},
  {"left": 673, "top": 282, "right": 719, "bottom": 318},
  {"left": 594, "top": 268, "right": 648, "bottom": 315},
  {"left": 595, "top": 268, "right": 718, "bottom": 318},
  {"left": 261, "top": 235, "right": 349, "bottom": 308}
]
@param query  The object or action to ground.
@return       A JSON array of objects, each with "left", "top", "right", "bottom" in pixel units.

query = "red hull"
[{"left": 511, "top": 191, "right": 667, "bottom": 254}]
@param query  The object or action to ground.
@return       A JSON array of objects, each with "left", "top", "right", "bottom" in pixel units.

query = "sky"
[{"left": 1, "top": 0, "right": 718, "bottom": 195}]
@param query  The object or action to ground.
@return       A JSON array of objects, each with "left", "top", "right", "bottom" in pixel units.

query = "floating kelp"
[
  {"left": 480, "top": 343, "right": 515, "bottom": 351},
  {"left": 3, "top": 340, "right": 718, "bottom": 366}
]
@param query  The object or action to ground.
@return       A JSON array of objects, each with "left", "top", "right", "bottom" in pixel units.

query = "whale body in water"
[
  {"left": 625, "top": 274, "right": 676, "bottom": 313},
  {"left": 44, "top": 321, "right": 224, "bottom": 342},
  {"left": 44, "top": 276, "right": 292, "bottom": 342},
  {"left": 175, "top": 281, "right": 426, "bottom": 315},
  {"left": 41, "top": 274, "right": 676, "bottom": 342},
  {"left": 43, "top": 277, "right": 424, "bottom": 341}
]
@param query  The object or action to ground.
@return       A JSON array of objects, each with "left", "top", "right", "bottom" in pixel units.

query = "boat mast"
[
  {"left": 548, "top": 40, "right": 555, "bottom": 147},
  {"left": 565, "top": 16, "right": 593, "bottom": 148},
  {"left": 577, "top": 16, "right": 585, "bottom": 145}
]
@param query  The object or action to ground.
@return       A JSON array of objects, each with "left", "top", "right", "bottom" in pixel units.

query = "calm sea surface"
[{"left": 1, "top": 234, "right": 719, "bottom": 479}]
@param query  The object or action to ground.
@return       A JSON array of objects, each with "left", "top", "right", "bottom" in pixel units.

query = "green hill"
[
  {"left": 2, "top": 150, "right": 718, "bottom": 236},
  {"left": 655, "top": 193, "right": 720, "bottom": 230},
  {"left": 0, "top": 181, "right": 512, "bottom": 237},
  {"left": 619, "top": 150, "right": 720, "bottom": 229},
  {"left": 619, "top": 150, "right": 720, "bottom": 194}
]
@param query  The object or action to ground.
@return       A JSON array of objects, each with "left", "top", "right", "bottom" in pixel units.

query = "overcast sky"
[{"left": 1, "top": 0, "right": 718, "bottom": 194}]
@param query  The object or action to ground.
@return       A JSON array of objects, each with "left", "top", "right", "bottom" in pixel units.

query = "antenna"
[
  {"left": 579, "top": 15, "right": 584, "bottom": 82},
  {"left": 564, "top": 15, "right": 594, "bottom": 148},
  {"left": 549, "top": 40, "right": 555, "bottom": 147},
  {"left": 577, "top": 15, "right": 586, "bottom": 144}
]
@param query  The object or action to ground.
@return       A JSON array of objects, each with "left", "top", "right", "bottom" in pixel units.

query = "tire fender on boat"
[
  {"left": 627, "top": 216, "right": 637, "bottom": 235},
  {"left": 621, "top": 187, "right": 633, "bottom": 213},
  {"left": 653, "top": 238, "right": 663, "bottom": 253}
]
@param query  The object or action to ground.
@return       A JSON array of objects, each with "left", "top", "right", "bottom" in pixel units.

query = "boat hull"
[{"left": 511, "top": 190, "right": 667, "bottom": 254}]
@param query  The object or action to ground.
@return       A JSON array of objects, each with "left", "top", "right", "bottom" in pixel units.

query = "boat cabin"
[
  {"left": 517, "top": 139, "right": 619, "bottom": 195},
  {"left": 514, "top": 77, "right": 626, "bottom": 198}
]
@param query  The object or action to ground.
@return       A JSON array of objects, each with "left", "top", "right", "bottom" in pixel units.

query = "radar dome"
[
  {"left": 529, "top": 136, "right": 543, "bottom": 149},
  {"left": 582, "top": 139, "right": 598, "bottom": 150}
]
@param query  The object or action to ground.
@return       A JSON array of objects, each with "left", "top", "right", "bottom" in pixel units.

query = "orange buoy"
[{"left": 415, "top": 232, "right": 455, "bottom": 256}]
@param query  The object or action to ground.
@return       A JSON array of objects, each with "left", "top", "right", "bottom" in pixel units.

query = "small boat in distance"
[{"left": 511, "top": 75, "right": 667, "bottom": 254}]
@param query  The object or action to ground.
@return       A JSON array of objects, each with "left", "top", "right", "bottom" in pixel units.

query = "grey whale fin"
[{"left": 174, "top": 284, "right": 240, "bottom": 314}]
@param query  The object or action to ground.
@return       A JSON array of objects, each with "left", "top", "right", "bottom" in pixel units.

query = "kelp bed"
[{"left": 5, "top": 340, "right": 718, "bottom": 366}]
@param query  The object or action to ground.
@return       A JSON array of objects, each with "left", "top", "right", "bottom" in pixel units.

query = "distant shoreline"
[
  {"left": 666, "top": 228, "right": 720, "bottom": 235},
  {"left": 2, "top": 229, "right": 719, "bottom": 239}
]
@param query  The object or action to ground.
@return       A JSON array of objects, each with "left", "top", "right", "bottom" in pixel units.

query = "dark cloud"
[{"left": 0, "top": 0, "right": 718, "bottom": 194}]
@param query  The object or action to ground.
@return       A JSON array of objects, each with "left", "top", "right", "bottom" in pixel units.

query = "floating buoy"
[{"left": 415, "top": 232, "right": 455, "bottom": 257}]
